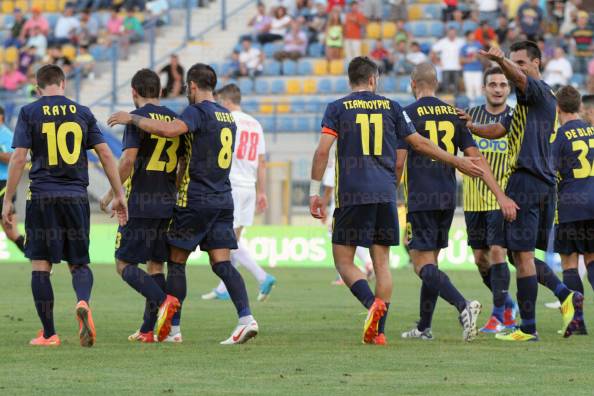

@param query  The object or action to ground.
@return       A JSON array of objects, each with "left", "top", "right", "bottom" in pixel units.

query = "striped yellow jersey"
[{"left": 463, "top": 105, "right": 514, "bottom": 212}]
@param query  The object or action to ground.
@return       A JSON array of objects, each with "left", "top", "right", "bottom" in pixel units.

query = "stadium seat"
[
  {"left": 305, "top": 100, "right": 323, "bottom": 112},
  {"left": 3, "top": 15, "right": 14, "bottom": 28},
  {"left": 15, "top": 0, "right": 28, "bottom": 12},
  {"left": 44, "top": 0, "right": 60, "bottom": 12},
  {"left": 381, "top": 76, "right": 397, "bottom": 92},
  {"left": 238, "top": 78, "right": 254, "bottom": 95},
  {"left": 329, "top": 60, "right": 344, "bottom": 75},
  {"left": 425, "top": 4, "right": 442, "bottom": 19},
  {"left": 259, "top": 116, "right": 274, "bottom": 132},
  {"left": 318, "top": 78, "right": 332, "bottom": 93},
  {"left": 367, "top": 22, "right": 381, "bottom": 39},
  {"left": 46, "top": 13, "right": 60, "bottom": 30},
  {"left": 382, "top": 22, "right": 397, "bottom": 38},
  {"left": 282, "top": 60, "right": 298, "bottom": 75},
  {"left": 1, "top": 1, "right": 14, "bottom": 13},
  {"left": 62, "top": 45, "right": 77, "bottom": 61},
  {"left": 361, "top": 41, "right": 369, "bottom": 55},
  {"left": 0, "top": 48, "right": 4, "bottom": 63},
  {"left": 255, "top": 79, "right": 270, "bottom": 95},
  {"left": 397, "top": 77, "right": 410, "bottom": 93},
  {"left": 462, "top": 21, "right": 478, "bottom": 33},
  {"left": 276, "top": 101, "right": 291, "bottom": 113},
  {"left": 297, "top": 59, "right": 313, "bottom": 75},
  {"left": 286, "top": 79, "right": 302, "bottom": 94},
  {"left": 271, "top": 79, "right": 286, "bottom": 94},
  {"left": 291, "top": 98, "right": 306, "bottom": 113},
  {"left": 334, "top": 78, "right": 349, "bottom": 93},
  {"left": 4, "top": 47, "right": 18, "bottom": 64},
  {"left": 262, "top": 43, "right": 276, "bottom": 58},
  {"left": 445, "top": 21, "right": 461, "bottom": 32},
  {"left": 259, "top": 101, "right": 275, "bottom": 113},
  {"left": 313, "top": 59, "right": 328, "bottom": 75},
  {"left": 571, "top": 74, "right": 586, "bottom": 86},
  {"left": 264, "top": 60, "right": 281, "bottom": 76},
  {"left": 408, "top": 5, "right": 423, "bottom": 21},
  {"left": 296, "top": 117, "right": 315, "bottom": 132},
  {"left": 430, "top": 22, "right": 445, "bottom": 38},
  {"left": 302, "top": 79, "right": 317, "bottom": 94},
  {"left": 406, "top": 22, "right": 429, "bottom": 37},
  {"left": 242, "top": 100, "right": 258, "bottom": 113},
  {"left": 277, "top": 116, "right": 296, "bottom": 132},
  {"left": 308, "top": 42, "right": 324, "bottom": 58}
]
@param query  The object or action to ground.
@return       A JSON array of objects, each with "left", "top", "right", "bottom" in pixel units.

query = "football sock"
[
  {"left": 139, "top": 273, "right": 166, "bottom": 334},
  {"left": 418, "top": 282, "right": 438, "bottom": 331},
  {"left": 490, "top": 262, "right": 510, "bottom": 322},
  {"left": 587, "top": 261, "right": 594, "bottom": 292},
  {"left": 32, "top": 271, "right": 55, "bottom": 338},
  {"left": 534, "top": 258, "right": 571, "bottom": 302},
  {"left": 562, "top": 268, "right": 584, "bottom": 295},
  {"left": 212, "top": 261, "right": 251, "bottom": 318},
  {"left": 14, "top": 235, "right": 25, "bottom": 253},
  {"left": 349, "top": 279, "right": 375, "bottom": 309},
  {"left": 122, "top": 265, "right": 166, "bottom": 304},
  {"left": 378, "top": 302, "right": 390, "bottom": 334},
  {"left": 517, "top": 275, "right": 538, "bottom": 334},
  {"left": 504, "top": 293, "right": 515, "bottom": 309},
  {"left": 232, "top": 241, "right": 267, "bottom": 283},
  {"left": 167, "top": 261, "right": 187, "bottom": 325},
  {"left": 480, "top": 269, "right": 492, "bottom": 291},
  {"left": 420, "top": 264, "right": 467, "bottom": 313},
  {"left": 71, "top": 264, "right": 93, "bottom": 303}
]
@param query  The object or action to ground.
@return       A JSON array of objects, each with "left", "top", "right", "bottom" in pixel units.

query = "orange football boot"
[
  {"left": 373, "top": 333, "right": 387, "bottom": 346},
  {"left": 76, "top": 300, "right": 96, "bottom": 347},
  {"left": 156, "top": 295, "right": 181, "bottom": 342},
  {"left": 363, "top": 298, "right": 387, "bottom": 344},
  {"left": 30, "top": 330, "right": 61, "bottom": 346}
]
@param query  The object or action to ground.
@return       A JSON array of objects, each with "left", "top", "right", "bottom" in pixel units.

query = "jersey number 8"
[
  {"left": 42, "top": 121, "right": 82, "bottom": 166},
  {"left": 218, "top": 127, "right": 233, "bottom": 169}
]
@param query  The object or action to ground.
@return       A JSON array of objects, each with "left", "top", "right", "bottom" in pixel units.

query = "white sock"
[
  {"left": 355, "top": 246, "right": 371, "bottom": 269},
  {"left": 232, "top": 241, "right": 267, "bottom": 284},
  {"left": 170, "top": 325, "right": 181, "bottom": 335},
  {"left": 239, "top": 315, "right": 255, "bottom": 325}
]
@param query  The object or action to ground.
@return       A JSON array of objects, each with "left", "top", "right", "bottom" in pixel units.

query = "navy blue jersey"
[
  {"left": 12, "top": 95, "right": 105, "bottom": 197},
  {"left": 177, "top": 100, "right": 236, "bottom": 208},
  {"left": 122, "top": 103, "right": 183, "bottom": 218},
  {"left": 505, "top": 77, "right": 557, "bottom": 184},
  {"left": 399, "top": 96, "right": 477, "bottom": 212},
  {"left": 321, "top": 91, "right": 415, "bottom": 207},
  {"left": 552, "top": 119, "right": 594, "bottom": 223}
]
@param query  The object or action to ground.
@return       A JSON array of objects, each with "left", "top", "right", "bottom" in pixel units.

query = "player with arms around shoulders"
[
  {"left": 109, "top": 63, "right": 259, "bottom": 345},
  {"left": 201, "top": 83, "right": 276, "bottom": 302},
  {"left": 309, "top": 56, "right": 488, "bottom": 345},
  {"left": 2, "top": 64, "right": 128, "bottom": 347},
  {"left": 398, "top": 62, "right": 517, "bottom": 342},
  {"left": 101, "top": 69, "right": 183, "bottom": 343}
]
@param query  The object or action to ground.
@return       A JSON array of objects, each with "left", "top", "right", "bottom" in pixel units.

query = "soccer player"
[
  {"left": 462, "top": 66, "right": 518, "bottom": 333},
  {"left": 1, "top": 64, "right": 128, "bottom": 347},
  {"left": 397, "top": 62, "right": 517, "bottom": 342},
  {"left": 100, "top": 69, "right": 182, "bottom": 343},
  {"left": 0, "top": 106, "right": 25, "bottom": 253},
  {"left": 551, "top": 86, "right": 593, "bottom": 334},
  {"left": 459, "top": 42, "right": 583, "bottom": 341},
  {"left": 201, "top": 83, "right": 276, "bottom": 302},
  {"left": 309, "top": 57, "right": 489, "bottom": 345},
  {"left": 108, "top": 63, "right": 259, "bottom": 345},
  {"left": 581, "top": 95, "right": 594, "bottom": 125}
]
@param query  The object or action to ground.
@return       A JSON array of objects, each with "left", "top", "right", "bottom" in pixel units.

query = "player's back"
[
  {"left": 123, "top": 103, "right": 182, "bottom": 218},
  {"left": 229, "top": 110, "right": 265, "bottom": 188},
  {"left": 177, "top": 100, "right": 236, "bottom": 208},
  {"left": 553, "top": 119, "right": 594, "bottom": 223},
  {"left": 321, "top": 91, "right": 413, "bottom": 207},
  {"left": 401, "top": 96, "right": 476, "bottom": 212},
  {"left": 13, "top": 95, "right": 104, "bottom": 197}
]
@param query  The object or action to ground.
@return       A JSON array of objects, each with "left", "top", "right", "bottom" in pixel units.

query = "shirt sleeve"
[
  {"left": 122, "top": 123, "right": 142, "bottom": 150},
  {"left": 179, "top": 105, "right": 200, "bottom": 134},
  {"left": 457, "top": 123, "right": 478, "bottom": 150},
  {"left": 393, "top": 102, "right": 416, "bottom": 139},
  {"left": 85, "top": 109, "right": 106, "bottom": 148},
  {"left": 500, "top": 107, "right": 514, "bottom": 132},
  {"left": 321, "top": 102, "right": 339, "bottom": 136},
  {"left": 12, "top": 108, "right": 32, "bottom": 149}
]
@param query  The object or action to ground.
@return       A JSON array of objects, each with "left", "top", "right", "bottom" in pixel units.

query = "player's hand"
[
  {"left": 498, "top": 195, "right": 520, "bottom": 222},
  {"left": 309, "top": 195, "right": 326, "bottom": 220},
  {"left": 479, "top": 47, "right": 505, "bottom": 63},
  {"left": 256, "top": 192, "right": 268, "bottom": 214},
  {"left": 1, "top": 200, "right": 14, "bottom": 230},
  {"left": 456, "top": 108, "right": 474, "bottom": 129},
  {"left": 110, "top": 194, "right": 129, "bottom": 226},
  {"left": 99, "top": 190, "right": 114, "bottom": 214},
  {"left": 455, "top": 157, "right": 484, "bottom": 177},
  {"left": 107, "top": 112, "right": 133, "bottom": 127}
]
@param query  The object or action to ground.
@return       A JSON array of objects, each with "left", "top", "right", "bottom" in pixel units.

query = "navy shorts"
[
  {"left": 167, "top": 206, "right": 237, "bottom": 252},
  {"left": 504, "top": 171, "right": 555, "bottom": 252},
  {"left": 115, "top": 217, "right": 170, "bottom": 264},
  {"left": 332, "top": 202, "right": 399, "bottom": 247},
  {"left": 555, "top": 220, "right": 594, "bottom": 255},
  {"left": 464, "top": 210, "right": 505, "bottom": 250},
  {"left": 25, "top": 196, "right": 90, "bottom": 265},
  {"left": 407, "top": 209, "right": 455, "bottom": 251}
]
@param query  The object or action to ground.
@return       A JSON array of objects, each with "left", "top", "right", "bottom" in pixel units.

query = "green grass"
[{"left": 0, "top": 264, "right": 592, "bottom": 395}]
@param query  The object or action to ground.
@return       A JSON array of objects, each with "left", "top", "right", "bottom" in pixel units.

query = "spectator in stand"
[
  {"left": 388, "top": 0, "right": 408, "bottom": 21},
  {"left": 344, "top": 1, "right": 367, "bottom": 60},
  {"left": 26, "top": 27, "right": 47, "bottom": 59},
  {"left": 370, "top": 39, "right": 392, "bottom": 73},
  {"left": 159, "top": 54, "right": 185, "bottom": 97},
  {"left": 76, "top": 0, "right": 112, "bottom": 11},
  {"left": 53, "top": 5, "right": 81, "bottom": 45},
  {"left": 569, "top": 10, "right": 594, "bottom": 76},
  {"left": 442, "top": 0, "right": 458, "bottom": 22},
  {"left": 225, "top": 51, "right": 241, "bottom": 79},
  {"left": 474, "top": 20, "right": 496, "bottom": 48},
  {"left": 75, "top": 45, "right": 96, "bottom": 78},
  {"left": 536, "top": 37, "right": 555, "bottom": 67},
  {"left": 19, "top": 6, "right": 49, "bottom": 41},
  {"left": 544, "top": 47, "right": 573, "bottom": 89},
  {"left": 123, "top": 0, "right": 147, "bottom": 10},
  {"left": 239, "top": 37, "right": 264, "bottom": 78},
  {"left": 295, "top": 0, "right": 314, "bottom": 20},
  {"left": 478, "top": 0, "right": 499, "bottom": 22},
  {"left": 146, "top": 0, "right": 170, "bottom": 25},
  {"left": 363, "top": 0, "right": 384, "bottom": 22},
  {"left": 124, "top": 8, "right": 145, "bottom": 43},
  {"left": 500, "top": 27, "right": 519, "bottom": 54},
  {"left": 327, "top": 0, "right": 346, "bottom": 12},
  {"left": 1, "top": 63, "right": 27, "bottom": 91},
  {"left": 391, "top": 39, "right": 412, "bottom": 74},
  {"left": 460, "top": 30, "right": 484, "bottom": 100},
  {"left": 406, "top": 41, "right": 428, "bottom": 67},
  {"left": 516, "top": 0, "right": 544, "bottom": 41},
  {"left": 588, "top": 58, "right": 594, "bottom": 93},
  {"left": 258, "top": 6, "right": 292, "bottom": 44},
  {"left": 46, "top": 46, "right": 73, "bottom": 75},
  {"left": 560, "top": 0, "right": 581, "bottom": 35},
  {"left": 325, "top": 7, "right": 343, "bottom": 61},
  {"left": 4, "top": 8, "right": 27, "bottom": 48},
  {"left": 18, "top": 46, "right": 37, "bottom": 75},
  {"left": 107, "top": 7, "right": 125, "bottom": 35},
  {"left": 431, "top": 26, "right": 464, "bottom": 94},
  {"left": 392, "top": 19, "right": 408, "bottom": 44},
  {"left": 307, "top": 1, "right": 327, "bottom": 44},
  {"left": 78, "top": 10, "right": 100, "bottom": 46},
  {"left": 274, "top": 20, "right": 308, "bottom": 61},
  {"left": 247, "top": 2, "right": 271, "bottom": 41},
  {"left": 495, "top": 15, "right": 510, "bottom": 45}
]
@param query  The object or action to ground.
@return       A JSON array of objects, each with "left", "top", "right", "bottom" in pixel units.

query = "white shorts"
[{"left": 232, "top": 185, "right": 256, "bottom": 228}]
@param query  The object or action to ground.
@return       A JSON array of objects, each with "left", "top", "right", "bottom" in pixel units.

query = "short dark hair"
[
  {"left": 509, "top": 40, "right": 541, "bottom": 62},
  {"left": 556, "top": 86, "right": 581, "bottom": 113},
  {"left": 36, "top": 64, "right": 65, "bottom": 89},
  {"left": 186, "top": 63, "right": 217, "bottom": 92},
  {"left": 348, "top": 56, "right": 378, "bottom": 86},
  {"left": 0, "top": 106, "right": 4, "bottom": 118},
  {"left": 483, "top": 66, "right": 506, "bottom": 86},
  {"left": 215, "top": 83, "right": 241, "bottom": 105},
  {"left": 582, "top": 94, "right": 594, "bottom": 109},
  {"left": 131, "top": 68, "right": 161, "bottom": 98}
]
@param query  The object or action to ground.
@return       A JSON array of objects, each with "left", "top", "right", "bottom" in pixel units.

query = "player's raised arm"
[
  {"left": 479, "top": 46, "right": 528, "bottom": 93},
  {"left": 107, "top": 112, "right": 188, "bottom": 138},
  {"left": 94, "top": 142, "right": 128, "bottom": 226},
  {"left": 456, "top": 108, "right": 507, "bottom": 139},
  {"left": 310, "top": 133, "right": 336, "bottom": 219}
]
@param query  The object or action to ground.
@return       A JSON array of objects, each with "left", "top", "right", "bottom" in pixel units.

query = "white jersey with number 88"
[{"left": 229, "top": 110, "right": 266, "bottom": 188}]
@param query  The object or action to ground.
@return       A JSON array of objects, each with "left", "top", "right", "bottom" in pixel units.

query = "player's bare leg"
[
  {"left": 29, "top": 260, "right": 60, "bottom": 346},
  {"left": 369, "top": 244, "right": 391, "bottom": 345},
  {"left": 585, "top": 252, "right": 594, "bottom": 295},
  {"left": 68, "top": 262, "right": 95, "bottom": 347}
]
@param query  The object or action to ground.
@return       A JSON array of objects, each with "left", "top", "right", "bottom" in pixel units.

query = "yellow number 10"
[
  {"left": 356, "top": 113, "right": 383, "bottom": 156},
  {"left": 41, "top": 122, "right": 83, "bottom": 166}
]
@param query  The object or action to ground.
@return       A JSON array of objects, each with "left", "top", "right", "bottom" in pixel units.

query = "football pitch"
[{"left": 0, "top": 264, "right": 592, "bottom": 395}]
